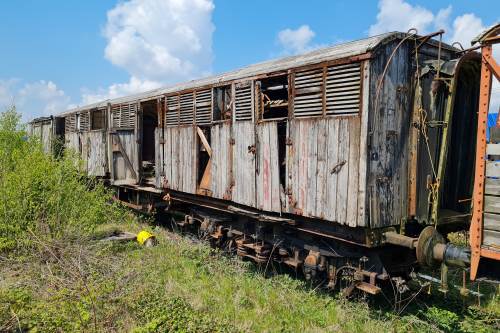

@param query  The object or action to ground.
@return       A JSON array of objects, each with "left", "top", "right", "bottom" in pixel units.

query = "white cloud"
[
  {"left": 447, "top": 16, "right": 498, "bottom": 115},
  {"left": 0, "top": 79, "right": 71, "bottom": 121},
  {"left": 369, "top": 1, "right": 498, "bottom": 113},
  {"left": 369, "top": 0, "right": 441, "bottom": 36},
  {"left": 449, "top": 13, "right": 486, "bottom": 47},
  {"left": 81, "top": 76, "right": 162, "bottom": 105},
  {"left": 434, "top": 6, "right": 452, "bottom": 33},
  {"left": 2, "top": 0, "right": 216, "bottom": 115},
  {"left": 369, "top": 1, "right": 486, "bottom": 46},
  {"left": 83, "top": 0, "right": 215, "bottom": 103},
  {"left": 277, "top": 25, "right": 316, "bottom": 54}
]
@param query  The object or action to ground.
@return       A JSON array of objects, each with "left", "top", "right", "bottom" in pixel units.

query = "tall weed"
[{"left": 0, "top": 107, "right": 127, "bottom": 252}]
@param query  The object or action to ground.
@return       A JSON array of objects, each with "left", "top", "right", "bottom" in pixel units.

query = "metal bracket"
[
  {"left": 426, "top": 120, "right": 448, "bottom": 128},
  {"left": 330, "top": 160, "right": 346, "bottom": 174}
]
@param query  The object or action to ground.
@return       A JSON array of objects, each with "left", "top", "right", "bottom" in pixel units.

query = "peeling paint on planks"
[
  {"left": 256, "top": 121, "right": 281, "bottom": 212},
  {"left": 287, "top": 117, "right": 361, "bottom": 226},
  {"left": 232, "top": 121, "right": 256, "bottom": 206},
  {"left": 211, "top": 123, "right": 232, "bottom": 200}
]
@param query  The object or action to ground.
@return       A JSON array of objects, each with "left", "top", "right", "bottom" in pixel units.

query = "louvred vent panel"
[
  {"left": 195, "top": 89, "right": 212, "bottom": 125},
  {"left": 235, "top": 82, "right": 253, "bottom": 121},
  {"left": 293, "top": 68, "right": 324, "bottom": 118},
  {"left": 325, "top": 62, "right": 361, "bottom": 115}
]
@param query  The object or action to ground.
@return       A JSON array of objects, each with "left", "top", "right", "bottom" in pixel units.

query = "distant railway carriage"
[
  {"left": 30, "top": 28, "right": 500, "bottom": 294},
  {"left": 28, "top": 116, "right": 64, "bottom": 155}
]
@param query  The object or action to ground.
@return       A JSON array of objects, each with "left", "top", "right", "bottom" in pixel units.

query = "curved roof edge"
[
  {"left": 60, "top": 31, "right": 455, "bottom": 116},
  {"left": 472, "top": 23, "right": 500, "bottom": 45}
]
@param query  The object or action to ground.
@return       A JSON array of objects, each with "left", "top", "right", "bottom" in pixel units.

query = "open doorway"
[
  {"left": 197, "top": 126, "right": 211, "bottom": 195},
  {"left": 440, "top": 57, "right": 481, "bottom": 223},
  {"left": 141, "top": 100, "right": 158, "bottom": 184}
]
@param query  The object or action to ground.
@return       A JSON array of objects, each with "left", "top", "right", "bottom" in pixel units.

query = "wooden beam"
[
  {"left": 199, "top": 159, "right": 212, "bottom": 192},
  {"left": 196, "top": 126, "right": 212, "bottom": 157}
]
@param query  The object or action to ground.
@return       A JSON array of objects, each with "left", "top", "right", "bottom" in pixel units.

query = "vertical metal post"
[{"left": 470, "top": 45, "right": 492, "bottom": 280}]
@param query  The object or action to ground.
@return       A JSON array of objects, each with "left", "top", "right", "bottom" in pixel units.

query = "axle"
[{"left": 384, "top": 226, "right": 471, "bottom": 268}]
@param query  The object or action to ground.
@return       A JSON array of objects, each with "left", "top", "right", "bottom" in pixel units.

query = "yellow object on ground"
[{"left": 136, "top": 230, "right": 155, "bottom": 246}]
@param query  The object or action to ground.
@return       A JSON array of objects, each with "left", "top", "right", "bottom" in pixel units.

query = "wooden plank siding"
[
  {"left": 90, "top": 131, "right": 108, "bottom": 177},
  {"left": 357, "top": 61, "right": 370, "bottom": 224},
  {"left": 32, "top": 124, "right": 42, "bottom": 139},
  {"left": 111, "top": 131, "right": 138, "bottom": 183},
  {"left": 57, "top": 59, "right": 371, "bottom": 229},
  {"left": 41, "top": 33, "right": 466, "bottom": 234},
  {"left": 232, "top": 121, "right": 256, "bottom": 206},
  {"left": 324, "top": 119, "right": 339, "bottom": 222},
  {"left": 485, "top": 178, "right": 500, "bottom": 196},
  {"left": 484, "top": 213, "right": 500, "bottom": 232},
  {"left": 65, "top": 132, "right": 80, "bottom": 155},
  {"left": 41, "top": 122, "right": 53, "bottom": 154},
  {"left": 30, "top": 121, "right": 53, "bottom": 155},
  {"left": 256, "top": 122, "right": 281, "bottom": 212},
  {"left": 154, "top": 128, "right": 164, "bottom": 188},
  {"left": 347, "top": 117, "right": 361, "bottom": 227},
  {"left": 163, "top": 126, "right": 175, "bottom": 189},
  {"left": 163, "top": 126, "right": 197, "bottom": 193},
  {"left": 483, "top": 180, "right": 500, "bottom": 249},
  {"left": 181, "top": 126, "right": 197, "bottom": 193},
  {"left": 367, "top": 40, "right": 411, "bottom": 228},
  {"left": 315, "top": 120, "right": 328, "bottom": 218},
  {"left": 336, "top": 119, "right": 349, "bottom": 223},
  {"left": 286, "top": 116, "right": 363, "bottom": 226},
  {"left": 81, "top": 132, "right": 90, "bottom": 172},
  {"left": 211, "top": 123, "right": 232, "bottom": 200},
  {"left": 484, "top": 195, "right": 500, "bottom": 214},
  {"left": 64, "top": 108, "right": 108, "bottom": 178},
  {"left": 486, "top": 161, "right": 500, "bottom": 178},
  {"left": 82, "top": 130, "right": 107, "bottom": 177}
]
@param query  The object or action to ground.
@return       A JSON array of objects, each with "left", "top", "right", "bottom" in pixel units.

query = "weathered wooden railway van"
[
  {"left": 60, "top": 107, "right": 108, "bottom": 176},
  {"left": 62, "top": 32, "right": 477, "bottom": 229},
  {"left": 41, "top": 31, "right": 492, "bottom": 289},
  {"left": 28, "top": 116, "right": 64, "bottom": 155}
]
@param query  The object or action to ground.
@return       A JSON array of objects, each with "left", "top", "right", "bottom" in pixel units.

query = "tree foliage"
[{"left": 0, "top": 107, "right": 125, "bottom": 252}]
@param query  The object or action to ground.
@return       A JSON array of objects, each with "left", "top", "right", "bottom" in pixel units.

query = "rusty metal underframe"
[
  {"left": 164, "top": 190, "right": 390, "bottom": 296},
  {"left": 164, "top": 189, "right": 386, "bottom": 248}
]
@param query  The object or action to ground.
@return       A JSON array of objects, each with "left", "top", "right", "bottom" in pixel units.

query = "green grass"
[
  {"left": 1, "top": 222, "right": 498, "bottom": 332},
  {"left": 0, "top": 107, "right": 498, "bottom": 332}
]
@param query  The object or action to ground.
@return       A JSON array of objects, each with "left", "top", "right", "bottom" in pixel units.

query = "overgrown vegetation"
[
  {"left": 0, "top": 107, "right": 498, "bottom": 332},
  {"left": 0, "top": 107, "right": 127, "bottom": 252}
]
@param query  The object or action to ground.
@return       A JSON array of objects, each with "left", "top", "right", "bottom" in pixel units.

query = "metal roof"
[
  {"left": 59, "top": 31, "right": 453, "bottom": 116},
  {"left": 472, "top": 23, "right": 500, "bottom": 45}
]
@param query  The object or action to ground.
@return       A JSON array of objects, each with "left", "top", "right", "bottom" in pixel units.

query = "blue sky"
[{"left": 0, "top": 0, "right": 498, "bottom": 120}]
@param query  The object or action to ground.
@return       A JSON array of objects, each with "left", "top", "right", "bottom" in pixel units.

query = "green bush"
[{"left": 0, "top": 107, "right": 126, "bottom": 252}]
